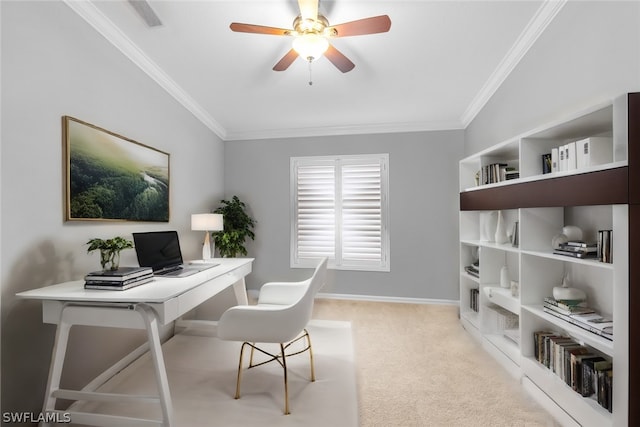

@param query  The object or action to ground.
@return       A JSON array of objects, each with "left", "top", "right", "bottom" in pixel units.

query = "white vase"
[
  {"left": 480, "top": 211, "right": 498, "bottom": 242},
  {"left": 500, "top": 265, "right": 510, "bottom": 288},
  {"left": 495, "top": 211, "right": 509, "bottom": 244}
]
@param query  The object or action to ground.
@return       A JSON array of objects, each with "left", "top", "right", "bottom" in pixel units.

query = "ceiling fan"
[{"left": 230, "top": 0, "right": 391, "bottom": 75}]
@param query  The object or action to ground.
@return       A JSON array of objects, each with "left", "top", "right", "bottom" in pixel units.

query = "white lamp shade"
[
  {"left": 292, "top": 34, "right": 329, "bottom": 61},
  {"left": 191, "top": 213, "right": 223, "bottom": 231}
]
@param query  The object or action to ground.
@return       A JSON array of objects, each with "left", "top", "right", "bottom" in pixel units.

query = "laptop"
[{"left": 133, "top": 231, "right": 218, "bottom": 278}]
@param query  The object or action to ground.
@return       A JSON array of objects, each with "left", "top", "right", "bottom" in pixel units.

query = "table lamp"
[{"left": 191, "top": 213, "right": 223, "bottom": 260}]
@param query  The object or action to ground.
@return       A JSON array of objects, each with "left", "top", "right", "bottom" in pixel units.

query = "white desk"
[{"left": 16, "top": 258, "right": 253, "bottom": 427}]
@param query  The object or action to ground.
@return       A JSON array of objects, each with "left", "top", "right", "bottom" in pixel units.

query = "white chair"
[{"left": 217, "top": 258, "right": 328, "bottom": 414}]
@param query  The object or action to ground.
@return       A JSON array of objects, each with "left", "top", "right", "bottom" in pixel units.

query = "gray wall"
[
  {"left": 1, "top": 1, "right": 224, "bottom": 414},
  {"left": 465, "top": 0, "right": 640, "bottom": 155},
  {"left": 223, "top": 130, "right": 464, "bottom": 301}
]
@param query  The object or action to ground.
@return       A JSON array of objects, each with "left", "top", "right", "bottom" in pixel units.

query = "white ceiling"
[{"left": 67, "top": 1, "right": 566, "bottom": 141}]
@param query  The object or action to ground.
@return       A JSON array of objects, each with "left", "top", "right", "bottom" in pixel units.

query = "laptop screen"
[{"left": 133, "top": 231, "right": 184, "bottom": 272}]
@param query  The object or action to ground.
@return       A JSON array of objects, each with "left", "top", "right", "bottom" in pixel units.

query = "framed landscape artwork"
[{"left": 63, "top": 116, "right": 170, "bottom": 222}]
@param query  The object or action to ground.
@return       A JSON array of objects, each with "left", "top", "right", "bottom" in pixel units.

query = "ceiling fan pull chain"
[{"left": 307, "top": 59, "right": 313, "bottom": 86}]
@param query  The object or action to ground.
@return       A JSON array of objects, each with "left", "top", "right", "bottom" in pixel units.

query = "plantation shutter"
[
  {"left": 291, "top": 154, "right": 389, "bottom": 271},
  {"left": 341, "top": 160, "right": 384, "bottom": 266},
  {"left": 294, "top": 161, "right": 336, "bottom": 260}
]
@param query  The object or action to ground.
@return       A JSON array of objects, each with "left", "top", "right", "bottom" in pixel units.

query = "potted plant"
[
  {"left": 212, "top": 196, "right": 256, "bottom": 257},
  {"left": 86, "top": 236, "right": 134, "bottom": 271}
]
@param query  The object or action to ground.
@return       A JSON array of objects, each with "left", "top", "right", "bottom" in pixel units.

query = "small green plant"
[
  {"left": 86, "top": 236, "right": 134, "bottom": 270},
  {"left": 212, "top": 196, "right": 256, "bottom": 257}
]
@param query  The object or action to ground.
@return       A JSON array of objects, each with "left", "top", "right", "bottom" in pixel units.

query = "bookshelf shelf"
[
  {"left": 484, "top": 287, "right": 520, "bottom": 315},
  {"left": 520, "top": 249, "right": 615, "bottom": 270},
  {"left": 459, "top": 93, "right": 637, "bottom": 427},
  {"left": 522, "top": 305, "right": 614, "bottom": 356},
  {"left": 521, "top": 356, "right": 612, "bottom": 427},
  {"left": 485, "top": 333, "right": 520, "bottom": 366}
]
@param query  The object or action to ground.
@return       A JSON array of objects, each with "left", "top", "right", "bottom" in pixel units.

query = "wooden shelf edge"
[{"left": 460, "top": 167, "right": 628, "bottom": 211}]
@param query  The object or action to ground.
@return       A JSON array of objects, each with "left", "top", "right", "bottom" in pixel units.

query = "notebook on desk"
[{"left": 132, "top": 231, "right": 218, "bottom": 278}]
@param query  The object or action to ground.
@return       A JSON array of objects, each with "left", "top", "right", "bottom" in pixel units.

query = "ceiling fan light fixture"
[{"left": 292, "top": 34, "right": 329, "bottom": 62}]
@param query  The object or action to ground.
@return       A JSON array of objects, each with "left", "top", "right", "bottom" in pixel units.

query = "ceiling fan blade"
[
  {"left": 324, "top": 44, "right": 355, "bottom": 73},
  {"left": 273, "top": 49, "right": 299, "bottom": 71},
  {"left": 328, "top": 15, "right": 391, "bottom": 37},
  {"left": 230, "top": 22, "right": 291, "bottom": 36},
  {"left": 298, "top": 0, "right": 319, "bottom": 21}
]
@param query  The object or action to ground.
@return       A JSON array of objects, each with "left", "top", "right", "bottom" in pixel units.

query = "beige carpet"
[{"left": 312, "top": 299, "right": 558, "bottom": 427}]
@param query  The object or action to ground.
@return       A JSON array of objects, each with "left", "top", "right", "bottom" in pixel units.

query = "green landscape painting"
[{"left": 64, "top": 117, "right": 170, "bottom": 221}]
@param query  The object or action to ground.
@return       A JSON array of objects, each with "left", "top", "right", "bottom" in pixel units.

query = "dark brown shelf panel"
[{"left": 460, "top": 166, "right": 628, "bottom": 211}]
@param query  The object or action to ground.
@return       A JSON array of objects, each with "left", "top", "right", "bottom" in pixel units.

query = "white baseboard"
[{"left": 247, "top": 289, "right": 458, "bottom": 306}]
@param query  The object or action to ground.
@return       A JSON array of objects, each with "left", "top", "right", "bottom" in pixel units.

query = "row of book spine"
[
  {"left": 84, "top": 266, "right": 154, "bottom": 290},
  {"left": 533, "top": 331, "right": 612, "bottom": 412},
  {"left": 469, "top": 288, "right": 479, "bottom": 313},
  {"left": 480, "top": 163, "right": 519, "bottom": 185},
  {"left": 543, "top": 297, "right": 613, "bottom": 340}
]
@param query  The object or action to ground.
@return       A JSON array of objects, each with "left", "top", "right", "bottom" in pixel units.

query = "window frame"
[{"left": 290, "top": 153, "right": 390, "bottom": 272}]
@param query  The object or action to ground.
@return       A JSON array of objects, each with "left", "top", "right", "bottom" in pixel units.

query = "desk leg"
[
  {"left": 41, "top": 315, "right": 72, "bottom": 424},
  {"left": 232, "top": 277, "right": 249, "bottom": 305},
  {"left": 136, "top": 305, "right": 173, "bottom": 426}
]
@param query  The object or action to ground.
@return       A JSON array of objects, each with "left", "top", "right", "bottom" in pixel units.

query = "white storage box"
[{"left": 575, "top": 137, "right": 613, "bottom": 169}]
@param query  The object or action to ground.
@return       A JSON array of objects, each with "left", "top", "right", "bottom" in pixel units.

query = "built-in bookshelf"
[{"left": 459, "top": 93, "right": 638, "bottom": 427}]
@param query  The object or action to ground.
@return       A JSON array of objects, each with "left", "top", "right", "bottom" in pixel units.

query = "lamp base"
[{"left": 202, "top": 232, "right": 212, "bottom": 260}]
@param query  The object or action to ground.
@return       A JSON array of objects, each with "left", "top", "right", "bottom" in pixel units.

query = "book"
[
  {"left": 542, "top": 153, "right": 552, "bottom": 174},
  {"left": 553, "top": 249, "right": 598, "bottom": 259},
  {"left": 575, "top": 137, "right": 613, "bottom": 169},
  {"left": 561, "top": 241, "right": 598, "bottom": 248},
  {"left": 566, "top": 141, "right": 577, "bottom": 171},
  {"left": 563, "top": 346, "right": 590, "bottom": 385},
  {"left": 570, "top": 313, "right": 613, "bottom": 336},
  {"left": 571, "top": 353, "right": 598, "bottom": 392},
  {"left": 544, "top": 297, "right": 589, "bottom": 311},
  {"left": 464, "top": 265, "right": 479, "bottom": 278},
  {"left": 85, "top": 272, "right": 153, "bottom": 287},
  {"left": 580, "top": 356, "right": 606, "bottom": 397},
  {"left": 534, "top": 331, "right": 556, "bottom": 363},
  {"left": 84, "top": 276, "right": 154, "bottom": 290},
  {"left": 551, "top": 148, "right": 558, "bottom": 172},
  {"left": 85, "top": 266, "right": 153, "bottom": 282},
  {"left": 543, "top": 301, "right": 595, "bottom": 316},
  {"left": 504, "top": 169, "right": 519, "bottom": 180},
  {"left": 549, "top": 336, "right": 575, "bottom": 373},
  {"left": 542, "top": 307, "right": 613, "bottom": 340},
  {"left": 557, "top": 243, "right": 597, "bottom": 253}
]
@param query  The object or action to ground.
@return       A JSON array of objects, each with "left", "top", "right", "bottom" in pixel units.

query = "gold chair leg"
[
  {"left": 235, "top": 342, "right": 248, "bottom": 399},
  {"left": 281, "top": 343, "right": 290, "bottom": 415},
  {"left": 233, "top": 333, "right": 315, "bottom": 415},
  {"left": 305, "top": 329, "right": 316, "bottom": 382},
  {"left": 249, "top": 343, "right": 255, "bottom": 367}
]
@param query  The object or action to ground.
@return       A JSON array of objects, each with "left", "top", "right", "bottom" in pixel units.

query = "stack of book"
[
  {"left": 534, "top": 331, "right": 612, "bottom": 412},
  {"left": 553, "top": 241, "right": 598, "bottom": 259},
  {"left": 84, "top": 266, "right": 153, "bottom": 290},
  {"left": 464, "top": 261, "right": 479, "bottom": 278},
  {"left": 543, "top": 297, "right": 613, "bottom": 340}
]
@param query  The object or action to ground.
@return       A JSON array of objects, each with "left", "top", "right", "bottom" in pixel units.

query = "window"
[{"left": 290, "top": 154, "right": 389, "bottom": 271}]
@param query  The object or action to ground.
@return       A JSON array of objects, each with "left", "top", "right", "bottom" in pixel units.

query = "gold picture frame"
[{"left": 63, "top": 116, "right": 170, "bottom": 222}]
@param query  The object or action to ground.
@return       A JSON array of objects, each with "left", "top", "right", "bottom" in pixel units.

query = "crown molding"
[
  {"left": 63, "top": 0, "right": 227, "bottom": 140},
  {"left": 223, "top": 119, "right": 464, "bottom": 141},
  {"left": 460, "top": 0, "right": 567, "bottom": 127}
]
